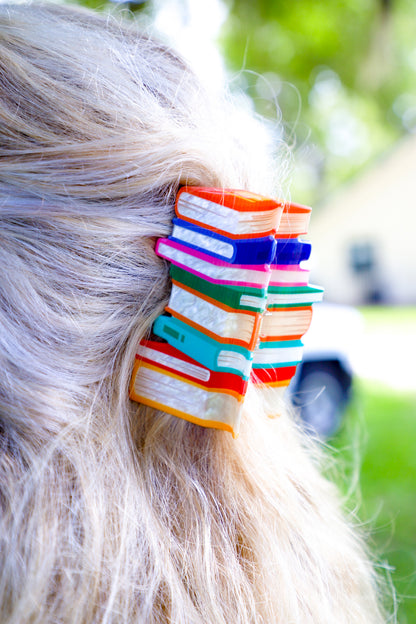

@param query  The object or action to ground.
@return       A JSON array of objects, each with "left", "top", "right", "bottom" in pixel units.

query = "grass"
[
  {"left": 326, "top": 305, "right": 416, "bottom": 621},
  {"left": 359, "top": 306, "right": 416, "bottom": 328},
  {"left": 331, "top": 379, "right": 416, "bottom": 622}
]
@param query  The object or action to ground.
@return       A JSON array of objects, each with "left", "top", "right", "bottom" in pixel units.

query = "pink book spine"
[
  {"left": 157, "top": 238, "right": 269, "bottom": 270},
  {"left": 156, "top": 238, "right": 272, "bottom": 289},
  {"left": 269, "top": 264, "right": 310, "bottom": 287}
]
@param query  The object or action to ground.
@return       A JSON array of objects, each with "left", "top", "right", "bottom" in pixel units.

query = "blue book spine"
[
  {"left": 153, "top": 315, "right": 253, "bottom": 378},
  {"left": 170, "top": 218, "right": 276, "bottom": 265},
  {"left": 273, "top": 239, "right": 312, "bottom": 265}
]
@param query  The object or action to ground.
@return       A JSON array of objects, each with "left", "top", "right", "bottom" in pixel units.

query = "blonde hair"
[{"left": 0, "top": 4, "right": 387, "bottom": 623}]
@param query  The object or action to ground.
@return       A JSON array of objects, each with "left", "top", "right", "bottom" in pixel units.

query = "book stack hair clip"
[{"left": 129, "top": 187, "right": 323, "bottom": 437}]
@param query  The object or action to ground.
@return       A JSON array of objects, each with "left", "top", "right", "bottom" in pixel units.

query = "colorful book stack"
[
  {"left": 251, "top": 203, "right": 324, "bottom": 391},
  {"left": 129, "top": 187, "right": 323, "bottom": 437}
]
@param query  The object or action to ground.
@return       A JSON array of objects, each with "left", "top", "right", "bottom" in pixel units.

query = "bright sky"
[{"left": 153, "top": 0, "right": 228, "bottom": 93}]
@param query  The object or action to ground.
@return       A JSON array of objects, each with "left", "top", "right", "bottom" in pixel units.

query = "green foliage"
[
  {"left": 222, "top": 0, "right": 376, "bottom": 93},
  {"left": 69, "top": 0, "right": 416, "bottom": 201},
  {"left": 333, "top": 381, "right": 416, "bottom": 622},
  {"left": 328, "top": 306, "right": 416, "bottom": 620},
  {"left": 220, "top": 0, "right": 416, "bottom": 202}
]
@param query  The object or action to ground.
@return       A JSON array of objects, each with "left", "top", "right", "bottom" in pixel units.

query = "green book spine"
[
  {"left": 266, "top": 284, "right": 324, "bottom": 308},
  {"left": 267, "top": 284, "right": 324, "bottom": 295},
  {"left": 169, "top": 265, "right": 267, "bottom": 313}
]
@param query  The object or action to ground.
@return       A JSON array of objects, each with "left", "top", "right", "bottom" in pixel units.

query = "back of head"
[{"left": 0, "top": 4, "right": 386, "bottom": 623}]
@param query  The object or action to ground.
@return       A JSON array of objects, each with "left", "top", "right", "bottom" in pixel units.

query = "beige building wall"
[{"left": 309, "top": 135, "right": 416, "bottom": 304}]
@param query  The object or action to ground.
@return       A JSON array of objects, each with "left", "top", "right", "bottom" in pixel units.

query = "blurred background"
[{"left": 78, "top": 0, "right": 415, "bottom": 619}]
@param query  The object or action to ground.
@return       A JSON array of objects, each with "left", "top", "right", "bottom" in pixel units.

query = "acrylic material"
[
  {"left": 251, "top": 365, "right": 297, "bottom": 386},
  {"left": 133, "top": 341, "right": 249, "bottom": 397},
  {"left": 276, "top": 202, "right": 311, "bottom": 238},
  {"left": 166, "top": 284, "right": 261, "bottom": 350},
  {"left": 273, "top": 239, "right": 311, "bottom": 265},
  {"left": 171, "top": 218, "right": 277, "bottom": 264},
  {"left": 153, "top": 315, "right": 253, "bottom": 378},
  {"left": 156, "top": 239, "right": 272, "bottom": 288},
  {"left": 175, "top": 187, "right": 284, "bottom": 238},
  {"left": 266, "top": 284, "right": 324, "bottom": 308},
  {"left": 131, "top": 362, "right": 243, "bottom": 437},
  {"left": 269, "top": 264, "right": 310, "bottom": 286},
  {"left": 252, "top": 339, "right": 304, "bottom": 367},
  {"left": 260, "top": 306, "right": 313, "bottom": 340},
  {"left": 130, "top": 186, "right": 322, "bottom": 434},
  {"left": 170, "top": 265, "right": 268, "bottom": 313}
]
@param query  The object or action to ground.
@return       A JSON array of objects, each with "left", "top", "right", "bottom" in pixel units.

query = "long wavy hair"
[{"left": 0, "top": 4, "right": 387, "bottom": 623}]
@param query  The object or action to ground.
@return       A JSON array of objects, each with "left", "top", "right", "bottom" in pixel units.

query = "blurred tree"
[
  {"left": 219, "top": 0, "right": 416, "bottom": 201},
  {"left": 73, "top": 0, "right": 416, "bottom": 202}
]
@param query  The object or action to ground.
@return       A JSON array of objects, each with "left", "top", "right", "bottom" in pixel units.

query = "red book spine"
[
  {"left": 137, "top": 340, "right": 248, "bottom": 396},
  {"left": 250, "top": 366, "right": 297, "bottom": 385}
]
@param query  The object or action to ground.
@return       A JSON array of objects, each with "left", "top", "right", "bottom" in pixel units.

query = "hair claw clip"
[
  {"left": 153, "top": 315, "right": 253, "bottom": 379},
  {"left": 171, "top": 218, "right": 277, "bottom": 265},
  {"left": 156, "top": 238, "right": 272, "bottom": 289},
  {"left": 130, "top": 187, "right": 322, "bottom": 434},
  {"left": 175, "top": 187, "right": 284, "bottom": 238}
]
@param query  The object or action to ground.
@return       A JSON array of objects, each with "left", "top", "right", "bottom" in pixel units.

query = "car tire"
[{"left": 292, "top": 361, "right": 352, "bottom": 438}]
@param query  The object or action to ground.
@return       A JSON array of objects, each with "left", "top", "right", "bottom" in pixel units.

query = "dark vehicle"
[{"left": 289, "top": 304, "right": 362, "bottom": 437}]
